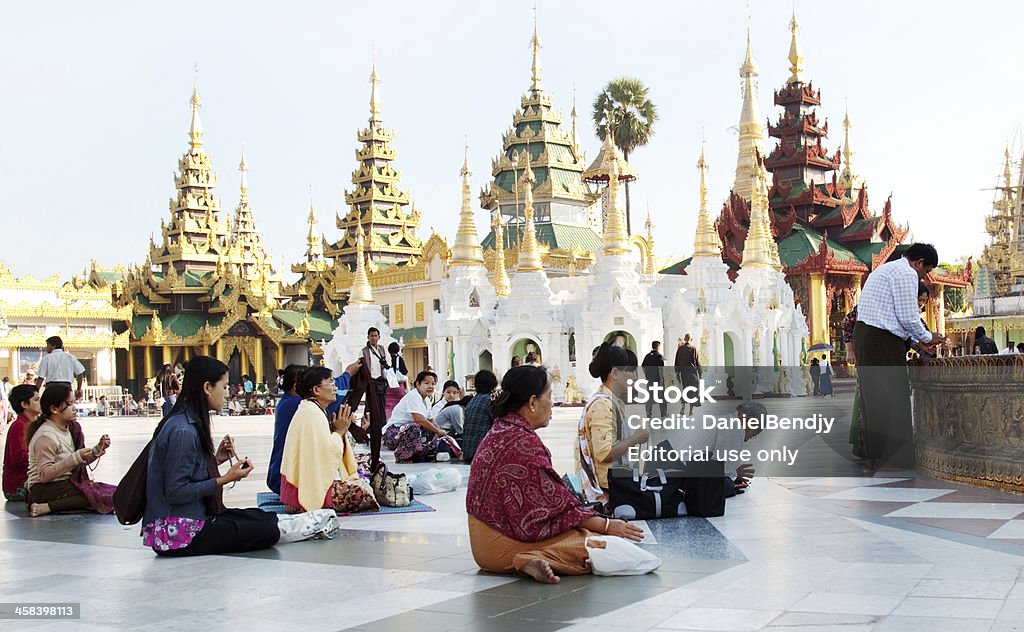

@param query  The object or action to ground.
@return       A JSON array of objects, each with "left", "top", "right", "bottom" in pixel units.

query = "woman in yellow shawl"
[{"left": 280, "top": 366, "right": 379, "bottom": 514}]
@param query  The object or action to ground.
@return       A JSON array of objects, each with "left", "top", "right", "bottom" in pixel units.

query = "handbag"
[
  {"left": 370, "top": 462, "right": 412, "bottom": 507},
  {"left": 112, "top": 440, "right": 153, "bottom": 526},
  {"left": 607, "top": 466, "right": 687, "bottom": 520}
]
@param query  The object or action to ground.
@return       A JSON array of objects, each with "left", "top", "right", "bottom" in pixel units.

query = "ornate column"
[
  {"left": 126, "top": 347, "right": 136, "bottom": 382},
  {"left": 214, "top": 339, "right": 223, "bottom": 363},
  {"left": 276, "top": 344, "right": 284, "bottom": 371},
  {"left": 934, "top": 283, "right": 946, "bottom": 336},
  {"left": 809, "top": 272, "right": 828, "bottom": 344},
  {"left": 199, "top": 344, "right": 210, "bottom": 357},
  {"left": 143, "top": 347, "right": 154, "bottom": 380},
  {"left": 162, "top": 346, "right": 173, "bottom": 366},
  {"left": 253, "top": 340, "right": 264, "bottom": 383}
]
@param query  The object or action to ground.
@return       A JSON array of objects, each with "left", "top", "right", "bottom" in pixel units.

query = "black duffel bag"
[
  {"left": 682, "top": 459, "right": 727, "bottom": 518},
  {"left": 607, "top": 466, "right": 687, "bottom": 520}
]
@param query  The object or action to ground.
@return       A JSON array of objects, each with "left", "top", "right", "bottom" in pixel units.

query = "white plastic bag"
[
  {"left": 409, "top": 467, "right": 462, "bottom": 495},
  {"left": 585, "top": 536, "right": 662, "bottom": 576}
]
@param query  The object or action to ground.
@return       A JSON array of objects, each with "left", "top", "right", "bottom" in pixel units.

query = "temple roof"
[
  {"left": 480, "top": 221, "right": 602, "bottom": 253},
  {"left": 272, "top": 309, "right": 336, "bottom": 341}
]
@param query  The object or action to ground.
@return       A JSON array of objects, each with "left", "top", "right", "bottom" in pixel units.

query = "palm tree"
[{"left": 593, "top": 77, "right": 658, "bottom": 234}]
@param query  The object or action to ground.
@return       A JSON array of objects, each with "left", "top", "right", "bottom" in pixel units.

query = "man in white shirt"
[
  {"left": 853, "top": 243, "right": 945, "bottom": 470},
  {"left": 35, "top": 336, "right": 86, "bottom": 398}
]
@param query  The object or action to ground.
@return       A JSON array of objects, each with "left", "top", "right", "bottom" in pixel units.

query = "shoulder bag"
[{"left": 370, "top": 462, "right": 412, "bottom": 507}]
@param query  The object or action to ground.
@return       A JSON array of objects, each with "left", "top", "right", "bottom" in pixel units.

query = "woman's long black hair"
[
  {"left": 163, "top": 356, "right": 229, "bottom": 456},
  {"left": 25, "top": 382, "right": 73, "bottom": 444}
]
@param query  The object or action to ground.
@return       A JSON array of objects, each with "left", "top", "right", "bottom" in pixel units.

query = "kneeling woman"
[
  {"left": 143, "top": 356, "right": 338, "bottom": 556},
  {"left": 280, "top": 366, "right": 379, "bottom": 515},
  {"left": 466, "top": 366, "right": 650, "bottom": 584},
  {"left": 382, "top": 371, "right": 455, "bottom": 462},
  {"left": 26, "top": 383, "right": 115, "bottom": 517}
]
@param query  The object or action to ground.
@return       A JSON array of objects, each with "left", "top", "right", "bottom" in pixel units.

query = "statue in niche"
[{"left": 469, "top": 289, "right": 479, "bottom": 308}]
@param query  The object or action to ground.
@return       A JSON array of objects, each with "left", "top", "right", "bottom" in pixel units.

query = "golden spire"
[
  {"left": 742, "top": 156, "right": 776, "bottom": 269},
  {"left": 189, "top": 78, "right": 204, "bottom": 149},
  {"left": 369, "top": 62, "right": 382, "bottom": 124},
  {"left": 1003, "top": 145, "right": 1013, "bottom": 189},
  {"left": 306, "top": 193, "right": 324, "bottom": 261},
  {"left": 530, "top": 9, "right": 543, "bottom": 93},
  {"left": 570, "top": 86, "right": 580, "bottom": 153},
  {"left": 349, "top": 225, "right": 374, "bottom": 304},
  {"left": 839, "top": 103, "right": 861, "bottom": 191},
  {"left": 694, "top": 145, "right": 723, "bottom": 259},
  {"left": 734, "top": 27, "right": 766, "bottom": 200},
  {"left": 492, "top": 214, "right": 511, "bottom": 297},
  {"left": 602, "top": 153, "right": 630, "bottom": 256},
  {"left": 517, "top": 155, "right": 544, "bottom": 272},
  {"left": 238, "top": 149, "right": 249, "bottom": 204},
  {"left": 451, "top": 141, "right": 485, "bottom": 267},
  {"left": 787, "top": 4, "right": 805, "bottom": 85},
  {"left": 644, "top": 209, "right": 657, "bottom": 275}
]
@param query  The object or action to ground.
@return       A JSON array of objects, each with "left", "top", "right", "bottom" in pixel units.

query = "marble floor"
[{"left": 4, "top": 394, "right": 1024, "bottom": 631}]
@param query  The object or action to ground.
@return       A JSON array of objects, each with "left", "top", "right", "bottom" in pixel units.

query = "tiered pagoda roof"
[
  {"left": 479, "top": 19, "right": 600, "bottom": 269},
  {"left": 716, "top": 11, "right": 908, "bottom": 280},
  {"left": 325, "top": 64, "right": 422, "bottom": 268}
]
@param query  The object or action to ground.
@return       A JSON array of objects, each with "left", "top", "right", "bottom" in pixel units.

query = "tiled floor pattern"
[{"left": 5, "top": 398, "right": 1024, "bottom": 630}]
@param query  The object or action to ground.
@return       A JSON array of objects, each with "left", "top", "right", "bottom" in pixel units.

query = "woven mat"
[{"left": 256, "top": 492, "right": 434, "bottom": 516}]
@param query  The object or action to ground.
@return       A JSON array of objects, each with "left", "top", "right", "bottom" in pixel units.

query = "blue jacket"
[
  {"left": 267, "top": 393, "right": 301, "bottom": 494},
  {"left": 325, "top": 371, "right": 352, "bottom": 417},
  {"left": 143, "top": 410, "right": 219, "bottom": 526}
]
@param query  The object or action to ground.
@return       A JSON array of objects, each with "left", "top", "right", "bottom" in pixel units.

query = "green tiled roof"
[
  {"left": 184, "top": 271, "right": 207, "bottom": 287},
  {"left": 659, "top": 257, "right": 691, "bottom": 275},
  {"left": 480, "top": 222, "right": 602, "bottom": 253},
  {"left": 273, "top": 309, "right": 337, "bottom": 341},
  {"left": 131, "top": 313, "right": 221, "bottom": 339},
  {"left": 776, "top": 223, "right": 861, "bottom": 268},
  {"left": 392, "top": 326, "right": 428, "bottom": 342},
  {"left": 93, "top": 270, "right": 125, "bottom": 285}
]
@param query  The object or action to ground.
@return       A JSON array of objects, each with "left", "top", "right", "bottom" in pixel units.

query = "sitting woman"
[
  {"left": 25, "top": 382, "right": 115, "bottom": 517},
  {"left": 382, "top": 371, "right": 457, "bottom": 462},
  {"left": 4, "top": 385, "right": 40, "bottom": 501},
  {"left": 279, "top": 366, "right": 379, "bottom": 515},
  {"left": 143, "top": 356, "right": 339, "bottom": 556},
  {"left": 576, "top": 343, "right": 650, "bottom": 503},
  {"left": 467, "top": 365, "right": 649, "bottom": 584}
]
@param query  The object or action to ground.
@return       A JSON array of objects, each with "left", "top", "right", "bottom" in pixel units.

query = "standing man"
[
  {"left": 242, "top": 374, "right": 254, "bottom": 409},
  {"left": 973, "top": 327, "right": 998, "bottom": 355},
  {"left": 35, "top": 336, "right": 86, "bottom": 398},
  {"left": 674, "top": 334, "right": 702, "bottom": 416},
  {"left": 854, "top": 243, "right": 946, "bottom": 470},
  {"left": 360, "top": 327, "right": 390, "bottom": 469},
  {"left": 641, "top": 341, "right": 667, "bottom": 419}
]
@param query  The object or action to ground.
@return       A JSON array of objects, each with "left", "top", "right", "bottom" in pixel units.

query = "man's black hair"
[
  {"left": 45, "top": 336, "right": 63, "bottom": 349},
  {"left": 904, "top": 243, "right": 939, "bottom": 268}
]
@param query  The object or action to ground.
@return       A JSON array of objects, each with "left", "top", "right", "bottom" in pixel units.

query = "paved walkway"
[{"left": 4, "top": 394, "right": 1024, "bottom": 631}]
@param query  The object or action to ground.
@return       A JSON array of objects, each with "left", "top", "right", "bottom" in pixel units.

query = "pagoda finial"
[
  {"left": 1003, "top": 145, "right": 1014, "bottom": 189},
  {"left": 492, "top": 214, "right": 511, "bottom": 297},
  {"left": 571, "top": 84, "right": 580, "bottom": 152},
  {"left": 742, "top": 153, "right": 776, "bottom": 269},
  {"left": 602, "top": 153, "right": 631, "bottom": 256},
  {"left": 644, "top": 208, "right": 657, "bottom": 275},
  {"left": 787, "top": 3, "right": 805, "bottom": 85},
  {"left": 530, "top": 5, "right": 543, "bottom": 93},
  {"left": 188, "top": 76, "right": 204, "bottom": 149},
  {"left": 694, "top": 145, "right": 723, "bottom": 259},
  {"left": 733, "top": 27, "right": 766, "bottom": 201},
  {"left": 369, "top": 62, "right": 382, "bottom": 124},
  {"left": 452, "top": 140, "right": 485, "bottom": 267},
  {"left": 306, "top": 187, "right": 324, "bottom": 261},
  {"left": 517, "top": 154, "right": 544, "bottom": 272},
  {"left": 349, "top": 225, "right": 374, "bottom": 304},
  {"left": 839, "top": 101, "right": 861, "bottom": 191},
  {"left": 238, "top": 147, "right": 249, "bottom": 203}
]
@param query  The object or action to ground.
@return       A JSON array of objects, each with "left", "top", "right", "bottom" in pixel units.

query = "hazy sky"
[{"left": 2, "top": 0, "right": 1020, "bottom": 280}]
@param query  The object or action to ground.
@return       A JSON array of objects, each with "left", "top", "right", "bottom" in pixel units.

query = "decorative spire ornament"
[
  {"left": 530, "top": 8, "right": 543, "bottom": 93},
  {"left": 451, "top": 141, "right": 485, "bottom": 267},
  {"left": 787, "top": 4, "right": 805, "bottom": 85},
  {"left": 517, "top": 155, "right": 544, "bottom": 272},
  {"left": 644, "top": 209, "right": 657, "bottom": 275},
  {"left": 492, "top": 214, "right": 511, "bottom": 297},
  {"left": 694, "top": 145, "right": 723, "bottom": 258},
  {"left": 733, "top": 26, "right": 766, "bottom": 200},
  {"left": 349, "top": 225, "right": 374, "bottom": 304},
  {"left": 839, "top": 102, "right": 861, "bottom": 191},
  {"left": 306, "top": 192, "right": 324, "bottom": 262},
  {"left": 741, "top": 155, "right": 776, "bottom": 269},
  {"left": 188, "top": 78, "right": 204, "bottom": 149},
  {"left": 601, "top": 154, "right": 630, "bottom": 256},
  {"left": 369, "top": 62, "right": 382, "bottom": 123}
]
